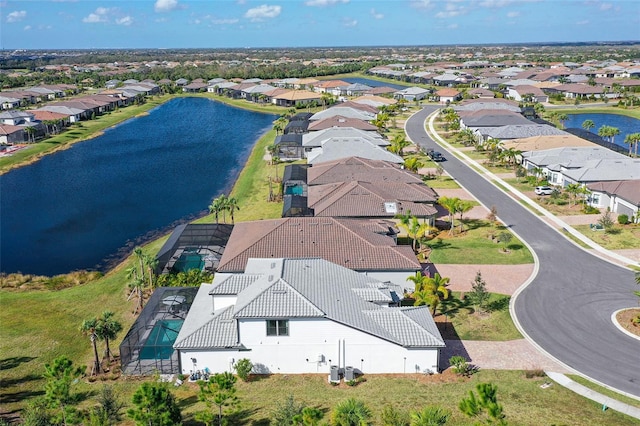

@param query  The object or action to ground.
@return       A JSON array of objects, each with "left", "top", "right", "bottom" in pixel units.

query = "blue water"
[
  {"left": 0, "top": 97, "right": 275, "bottom": 275},
  {"left": 342, "top": 77, "right": 406, "bottom": 91},
  {"left": 564, "top": 113, "right": 640, "bottom": 150},
  {"left": 139, "top": 319, "right": 183, "bottom": 360}
]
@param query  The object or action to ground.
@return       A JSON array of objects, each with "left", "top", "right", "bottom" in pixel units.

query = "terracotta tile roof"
[
  {"left": 273, "top": 90, "right": 321, "bottom": 101},
  {"left": 309, "top": 181, "right": 438, "bottom": 218},
  {"left": 27, "top": 110, "right": 69, "bottom": 121},
  {"left": 307, "top": 115, "right": 378, "bottom": 131},
  {"left": 217, "top": 217, "right": 421, "bottom": 273},
  {"left": 435, "top": 88, "right": 460, "bottom": 97},
  {"left": 587, "top": 180, "right": 640, "bottom": 206},
  {"left": 308, "top": 156, "right": 423, "bottom": 185}
]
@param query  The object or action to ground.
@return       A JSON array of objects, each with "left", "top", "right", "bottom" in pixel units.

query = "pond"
[
  {"left": 0, "top": 97, "right": 275, "bottom": 275},
  {"left": 564, "top": 112, "right": 640, "bottom": 150}
]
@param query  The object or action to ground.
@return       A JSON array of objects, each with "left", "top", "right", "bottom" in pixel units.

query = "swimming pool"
[
  {"left": 173, "top": 247, "right": 204, "bottom": 272},
  {"left": 139, "top": 319, "right": 183, "bottom": 360},
  {"left": 285, "top": 184, "right": 304, "bottom": 195}
]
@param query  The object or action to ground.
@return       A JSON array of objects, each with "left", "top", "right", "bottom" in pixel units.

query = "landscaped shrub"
[
  {"left": 582, "top": 205, "right": 600, "bottom": 214},
  {"left": 524, "top": 369, "right": 546, "bottom": 379},
  {"left": 618, "top": 214, "right": 629, "bottom": 224},
  {"left": 233, "top": 358, "right": 253, "bottom": 382}
]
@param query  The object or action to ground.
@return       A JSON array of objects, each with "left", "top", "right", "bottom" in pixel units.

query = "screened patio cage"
[{"left": 119, "top": 287, "right": 198, "bottom": 375}]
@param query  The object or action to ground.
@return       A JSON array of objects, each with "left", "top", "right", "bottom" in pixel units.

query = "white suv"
[{"left": 535, "top": 186, "right": 554, "bottom": 195}]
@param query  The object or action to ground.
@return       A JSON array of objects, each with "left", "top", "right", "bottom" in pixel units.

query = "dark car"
[{"left": 426, "top": 149, "right": 445, "bottom": 162}]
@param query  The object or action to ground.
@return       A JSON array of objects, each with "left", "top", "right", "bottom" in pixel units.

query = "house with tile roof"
[
  {"left": 307, "top": 157, "right": 423, "bottom": 186},
  {"left": 310, "top": 106, "right": 376, "bottom": 122},
  {"left": 587, "top": 180, "right": 640, "bottom": 222},
  {"left": 217, "top": 217, "right": 421, "bottom": 286},
  {"left": 435, "top": 88, "right": 461, "bottom": 104},
  {"left": 174, "top": 258, "right": 444, "bottom": 375},
  {"left": 394, "top": 87, "right": 431, "bottom": 102},
  {"left": 307, "top": 115, "right": 378, "bottom": 132},
  {"left": 307, "top": 137, "right": 402, "bottom": 165},
  {"left": 308, "top": 180, "right": 438, "bottom": 221}
]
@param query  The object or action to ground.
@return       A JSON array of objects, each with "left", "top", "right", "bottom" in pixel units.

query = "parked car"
[
  {"left": 426, "top": 148, "right": 445, "bottom": 162},
  {"left": 535, "top": 186, "right": 554, "bottom": 195}
]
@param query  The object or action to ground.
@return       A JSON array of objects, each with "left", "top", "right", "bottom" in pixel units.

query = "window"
[{"left": 266, "top": 320, "right": 289, "bottom": 336}]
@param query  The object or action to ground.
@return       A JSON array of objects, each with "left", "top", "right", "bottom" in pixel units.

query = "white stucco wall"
[{"left": 178, "top": 317, "right": 440, "bottom": 375}]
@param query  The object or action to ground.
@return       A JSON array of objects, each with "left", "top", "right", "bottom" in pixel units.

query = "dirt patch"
[{"left": 615, "top": 308, "right": 640, "bottom": 337}]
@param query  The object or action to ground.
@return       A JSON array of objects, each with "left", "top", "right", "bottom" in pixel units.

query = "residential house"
[
  {"left": 351, "top": 95, "right": 397, "bottom": 109},
  {"left": 308, "top": 116, "right": 378, "bottom": 132},
  {"left": 310, "top": 107, "right": 376, "bottom": 122},
  {"left": 174, "top": 258, "right": 444, "bottom": 375},
  {"left": 0, "top": 124, "right": 25, "bottom": 144},
  {"left": 394, "top": 87, "right": 431, "bottom": 102},
  {"left": 507, "top": 85, "right": 549, "bottom": 103},
  {"left": 216, "top": 217, "right": 422, "bottom": 287},
  {"left": 587, "top": 180, "right": 640, "bottom": 222},
  {"left": 306, "top": 137, "right": 400, "bottom": 165},
  {"left": 307, "top": 157, "right": 423, "bottom": 186},
  {"left": 435, "top": 88, "right": 461, "bottom": 104},
  {"left": 272, "top": 90, "right": 321, "bottom": 108},
  {"left": 302, "top": 127, "right": 387, "bottom": 154}
]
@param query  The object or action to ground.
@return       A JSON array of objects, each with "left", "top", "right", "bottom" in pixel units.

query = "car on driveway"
[{"left": 535, "top": 186, "right": 554, "bottom": 195}]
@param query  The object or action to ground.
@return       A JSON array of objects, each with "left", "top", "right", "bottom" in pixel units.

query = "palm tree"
[
  {"left": 438, "top": 196, "right": 460, "bottom": 234},
  {"left": 404, "top": 156, "right": 424, "bottom": 173},
  {"left": 226, "top": 196, "right": 240, "bottom": 224},
  {"left": 556, "top": 113, "right": 568, "bottom": 129},
  {"left": 410, "top": 272, "right": 451, "bottom": 315},
  {"left": 209, "top": 195, "right": 226, "bottom": 224},
  {"left": 80, "top": 317, "right": 101, "bottom": 375},
  {"left": 624, "top": 132, "right": 640, "bottom": 157},
  {"left": 144, "top": 253, "right": 158, "bottom": 289},
  {"left": 321, "top": 92, "right": 333, "bottom": 109},
  {"left": 410, "top": 406, "right": 450, "bottom": 426},
  {"left": 331, "top": 398, "right": 372, "bottom": 426},
  {"left": 24, "top": 126, "right": 36, "bottom": 143},
  {"left": 609, "top": 126, "right": 620, "bottom": 145},
  {"left": 581, "top": 119, "right": 595, "bottom": 133},
  {"left": 398, "top": 215, "right": 431, "bottom": 252},
  {"left": 455, "top": 200, "right": 475, "bottom": 233},
  {"left": 96, "top": 311, "right": 122, "bottom": 362},
  {"left": 388, "top": 134, "right": 410, "bottom": 155},
  {"left": 531, "top": 166, "right": 544, "bottom": 183},
  {"left": 272, "top": 117, "right": 287, "bottom": 135},
  {"left": 564, "top": 183, "right": 582, "bottom": 207}
]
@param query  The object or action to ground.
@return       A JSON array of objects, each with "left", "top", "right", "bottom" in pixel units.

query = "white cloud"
[
  {"left": 479, "top": 0, "right": 511, "bottom": 8},
  {"left": 411, "top": 0, "right": 433, "bottom": 9},
  {"left": 435, "top": 3, "right": 466, "bottom": 18},
  {"left": 599, "top": 2, "right": 612, "bottom": 10},
  {"left": 576, "top": 19, "right": 589, "bottom": 25},
  {"left": 83, "top": 7, "right": 110, "bottom": 23},
  {"left": 305, "top": 0, "right": 348, "bottom": 6},
  {"left": 212, "top": 18, "right": 240, "bottom": 25},
  {"left": 342, "top": 18, "right": 357, "bottom": 27},
  {"left": 7, "top": 10, "right": 27, "bottom": 23},
  {"left": 447, "top": 23, "right": 459, "bottom": 29},
  {"left": 507, "top": 11, "right": 520, "bottom": 18},
  {"left": 370, "top": 8, "right": 383, "bottom": 19},
  {"left": 155, "top": 0, "right": 178, "bottom": 13},
  {"left": 116, "top": 16, "right": 133, "bottom": 26},
  {"left": 244, "top": 4, "right": 281, "bottom": 21},
  {"left": 24, "top": 25, "right": 31, "bottom": 31}
]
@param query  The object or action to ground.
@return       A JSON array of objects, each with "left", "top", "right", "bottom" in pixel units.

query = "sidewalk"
[{"left": 546, "top": 372, "right": 640, "bottom": 420}]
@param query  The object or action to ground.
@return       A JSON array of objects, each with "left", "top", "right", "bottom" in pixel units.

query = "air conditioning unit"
[
  {"left": 344, "top": 366, "right": 354, "bottom": 381},
  {"left": 329, "top": 365, "right": 340, "bottom": 382}
]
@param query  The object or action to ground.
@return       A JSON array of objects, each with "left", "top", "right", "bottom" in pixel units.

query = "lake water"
[
  {"left": 564, "top": 113, "right": 640, "bottom": 150},
  {"left": 0, "top": 97, "right": 275, "bottom": 275}
]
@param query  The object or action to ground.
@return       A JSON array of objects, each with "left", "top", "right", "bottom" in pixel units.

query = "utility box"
[
  {"left": 330, "top": 365, "right": 340, "bottom": 382},
  {"left": 344, "top": 366, "right": 354, "bottom": 381}
]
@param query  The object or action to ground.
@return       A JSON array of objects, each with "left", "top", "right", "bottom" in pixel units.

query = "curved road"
[{"left": 406, "top": 106, "right": 640, "bottom": 397}]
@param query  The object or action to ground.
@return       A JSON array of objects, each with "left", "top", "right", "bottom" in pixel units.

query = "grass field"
[{"left": 426, "top": 221, "right": 534, "bottom": 265}]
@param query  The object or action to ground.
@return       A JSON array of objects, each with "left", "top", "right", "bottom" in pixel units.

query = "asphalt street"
[{"left": 406, "top": 106, "right": 640, "bottom": 397}]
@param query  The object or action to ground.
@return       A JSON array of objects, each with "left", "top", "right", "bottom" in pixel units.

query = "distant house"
[
  {"left": 307, "top": 137, "right": 402, "bottom": 165},
  {"left": 272, "top": 90, "right": 321, "bottom": 107},
  {"left": 0, "top": 124, "right": 25, "bottom": 144},
  {"left": 435, "top": 88, "right": 461, "bottom": 104},
  {"left": 587, "top": 180, "right": 640, "bottom": 222},
  {"left": 182, "top": 82, "right": 209, "bottom": 93},
  {"left": 394, "top": 87, "right": 431, "bottom": 102},
  {"left": 507, "top": 85, "right": 549, "bottom": 103},
  {"left": 310, "top": 107, "right": 376, "bottom": 122},
  {"left": 175, "top": 78, "right": 189, "bottom": 86},
  {"left": 307, "top": 115, "right": 377, "bottom": 132},
  {"left": 173, "top": 258, "right": 445, "bottom": 375}
]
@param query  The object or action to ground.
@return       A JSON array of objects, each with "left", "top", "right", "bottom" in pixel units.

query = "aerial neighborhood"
[{"left": 2, "top": 45, "right": 640, "bottom": 425}]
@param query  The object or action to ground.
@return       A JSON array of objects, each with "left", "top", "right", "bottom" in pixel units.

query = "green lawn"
[
  {"left": 567, "top": 375, "right": 640, "bottom": 410},
  {"left": 441, "top": 292, "right": 522, "bottom": 341},
  {"left": 423, "top": 176, "right": 460, "bottom": 189},
  {"left": 427, "top": 221, "right": 534, "bottom": 265},
  {"left": 573, "top": 224, "right": 640, "bottom": 250}
]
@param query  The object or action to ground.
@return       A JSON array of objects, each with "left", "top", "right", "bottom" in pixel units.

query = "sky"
[{"left": 1, "top": 0, "right": 639, "bottom": 50}]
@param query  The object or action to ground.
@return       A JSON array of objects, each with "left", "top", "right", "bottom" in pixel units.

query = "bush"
[
  {"left": 449, "top": 356, "right": 477, "bottom": 377},
  {"left": 618, "top": 214, "right": 629, "bottom": 225},
  {"left": 582, "top": 205, "right": 600, "bottom": 214},
  {"left": 233, "top": 358, "right": 253, "bottom": 382},
  {"left": 524, "top": 369, "right": 546, "bottom": 379}
]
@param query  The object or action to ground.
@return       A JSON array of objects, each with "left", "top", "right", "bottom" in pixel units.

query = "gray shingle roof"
[{"left": 307, "top": 138, "right": 402, "bottom": 165}]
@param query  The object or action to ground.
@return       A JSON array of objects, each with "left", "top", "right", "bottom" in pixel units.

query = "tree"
[
  {"left": 80, "top": 318, "right": 101, "bottom": 375},
  {"left": 226, "top": 196, "right": 240, "bottom": 224},
  {"left": 209, "top": 195, "right": 226, "bottom": 224},
  {"left": 87, "top": 384, "right": 124, "bottom": 425},
  {"left": 403, "top": 156, "right": 424, "bottom": 173},
  {"left": 272, "top": 117, "right": 287, "bottom": 135},
  {"left": 95, "top": 311, "right": 122, "bottom": 362},
  {"left": 331, "top": 398, "right": 372, "bottom": 426},
  {"left": 398, "top": 214, "right": 432, "bottom": 252},
  {"left": 455, "top": 199, "right": 475, "bottom": 233},
  {"left": 564, "top": 183, "right": 582, "bottom": 207},
  {"left": 497, "top": 232, "right": 513, "bottom": 253},
  {"left": 581, "top": 119, "right": 595, "bottom": 133},
  {"left": 609, "top": 126, "right": 620, "bottom": 145},
  {"left": 127, "top": 382, "right": 182, "bottom": 426},
  {"left": 233, "top": 358, "right": 253, "bottom": 382},
  {"left": 438, "top": 196, "right": 460, "bottom": 234},
  {"left": 470, "top": 271, "right": 490, "bottom": 313},
  {"left": 126, "top": 247, "right": 148, "bottom": 314},
  {"left": 197, "top": 372, "right": 238, "bottom": 426},
  {"left": 22, "top": 398, "right": 53, "bottom": 426},
  {"left": 24, "top": 126, "right": 37, "bottom": 143},
  {"left": 388, "top": 134, "right": 410, "bottom": 155},
  {"left": 409, "top": 272, "right": 451, "bottom": 316},
  {"left": 556, "top": 113, "right": 568, "bottom": 129},
  {"left": 410, "top": 406, "right": 450, "bottom": 426},
  {"left": 598, "top": 210, "right": 615, "bottom": 233},
  {"left": 623, "top": 132, "right": 640, "bottom": 157},
  {"left": 459, "top": 382, "right": 506, "bottom": 425},
  {"left": 43, "top": 356, "right": 84, "bottom": 426},
  {"left": 271, "top": 394, "right": 304, "bottom": 426}
]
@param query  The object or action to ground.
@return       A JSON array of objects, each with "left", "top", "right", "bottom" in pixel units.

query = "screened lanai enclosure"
[
  {"left": 120, "top": 287, "right": 198, "bottom": 375},
  {"left": 155, "top": 223, "right": 233, "bottom": 274}
]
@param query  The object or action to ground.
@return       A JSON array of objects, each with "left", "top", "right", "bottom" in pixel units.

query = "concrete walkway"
[{"left": 546, "top": 372, "right": 640, "bottom": 420}]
